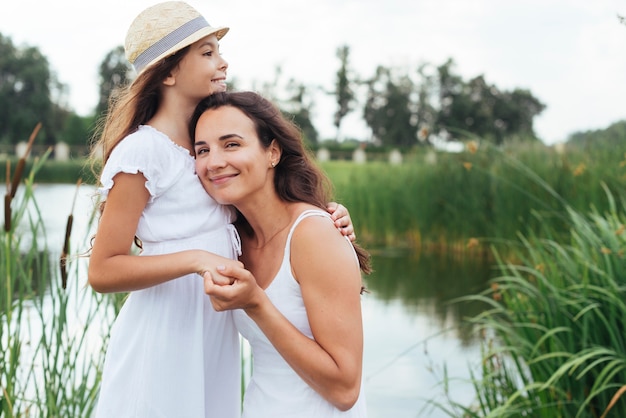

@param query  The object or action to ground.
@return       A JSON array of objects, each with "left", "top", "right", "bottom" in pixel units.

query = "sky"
[{"left": 2, "top": 0, "right": 625, "bottom": 145}]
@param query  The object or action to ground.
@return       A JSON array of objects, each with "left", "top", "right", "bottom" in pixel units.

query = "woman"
[{"left": 191, "top": 91, "right": 371, "bottom": 417}]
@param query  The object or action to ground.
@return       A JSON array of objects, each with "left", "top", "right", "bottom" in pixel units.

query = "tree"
[
  {"left": 492, "top": 88, "right": 545, "bottom": 142},
  {"left": 0, "top": 33, "right": 58, "bottom": 145},
  {"left": 567, "top": 120, "right": 626, "bottom": 148},
  {"left": 60, "top": 113, "right": 95, "bottom": 149},
  {"left": 414, "top": 64, "right": 438, "bottom": 144},
  {"left": 281, "top": 79, "right": 319, "bottom": 145},
  {"left": 363, "top": 66, "right": 418, "bottom": 148},
  {"left": 96, "top": 46, "right": 133, "bottom": 117},
  {"left": 332, "top": 45, "right": 356, "bottom": 140},
  {"left": 434, "top": 59, "right": 545, "bottom": 145},
  {"left": 44, "top": 79, "right": 73, "bottom": 147}
]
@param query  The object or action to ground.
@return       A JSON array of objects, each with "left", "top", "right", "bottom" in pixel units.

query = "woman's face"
[
  {"left": 171, "top": 34, "right": 229, "bottom": 101},
  {"left": 194, "top": 106, "right": 280, "bottom": 206}
]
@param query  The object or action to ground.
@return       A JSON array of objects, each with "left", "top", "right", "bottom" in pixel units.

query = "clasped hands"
[{"left": 200, "top": 264, "right": 264, "bottom": 313}]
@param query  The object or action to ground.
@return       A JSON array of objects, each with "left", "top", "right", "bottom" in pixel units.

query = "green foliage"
[
  {"left": 0, "top": 34, "right": 52, "bottom": 145},
  {"left": 281, "top": 79, "right": 319, "bottom": 145},
  {"left": 96, "top": 45, "right": 133, "bottom": 117},
  {"left": 363, "top": 66, "right": 418, "bottom": 148},
  {"left": 567, "top": 120, "right": 626, "bottom": 148},
  {"left": 435, "top": 59, "right": 545, "bottom": 145},
  {"left": 2, "top": 154, "right": 111, "bottom": 416},
  {"left": 333, "top": 45, "right": 356, "bottom": 138},
  {"left": 1, "top": 158, "right": 98, "bottom": 184},
  {"left": 60, "top": 113, "right": 96, "bottom": 148},
  {"left": 0, "top": 33, "right": 77, "bottom": 149},
  {"left": 359, "top": 57, "right": 546, "bottom": 148},
  {"left": 441, "top": 193, "right": 626, "bottom": 417},
  {"left": 424, "top": 131, "right": 626, "bottom": 416},
  {"left": 322, "top": 138, "right": 626, "bottom": 250},
  {"left": 323, "top": 160, "right": 421, "bottom": 245}
]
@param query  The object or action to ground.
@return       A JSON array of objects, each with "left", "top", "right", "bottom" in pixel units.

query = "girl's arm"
[
  {"left": 88, "top": 172, "right": 239, "bottom": 293},
  {"left": 204, "top": 216, "right": 363, "bottom": 410}
]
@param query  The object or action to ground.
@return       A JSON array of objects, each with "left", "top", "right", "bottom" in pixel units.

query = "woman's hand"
[
  {"left": 326, "top": 202, "right": 356, "bottom": 242},
  {"left": 202, "top": 264, "right": 264, "bottom": 312}
]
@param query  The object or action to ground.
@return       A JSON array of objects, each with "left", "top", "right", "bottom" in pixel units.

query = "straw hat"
[{"left": 125, "top": 1, "right": 229, "bottom": 74}]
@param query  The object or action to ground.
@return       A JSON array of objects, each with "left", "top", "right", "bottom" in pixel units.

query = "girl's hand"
[
  {"left": 196, "top": 254, "right": 243, "bottom": 286},
  {"left": 326, "top": 202, "right": 356, "bottom": 242},
  {"left": 202, "top": 264, "right": 264, "bottom": 312}
]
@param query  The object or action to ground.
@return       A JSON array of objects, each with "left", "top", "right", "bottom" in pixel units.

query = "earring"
[{"left": 271, "top": 162, "right": 276, "bottom": 168}]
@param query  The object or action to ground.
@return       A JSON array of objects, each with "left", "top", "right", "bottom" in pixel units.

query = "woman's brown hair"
[{"left": 190, "top": 91, "right": 371, "bottom": 275}]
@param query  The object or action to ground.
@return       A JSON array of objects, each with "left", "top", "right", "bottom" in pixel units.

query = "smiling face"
[
  {"left": 170, "top": 34, "right": 228, "bottom": 101},
  {"left": 194, "top": 105, "right": 281, "bottom": 207}
]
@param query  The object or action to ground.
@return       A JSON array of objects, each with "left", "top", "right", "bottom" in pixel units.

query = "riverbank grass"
[
  {"left": 2, "top": 150, "right": 110, "bottom": 416},
  {"left": 436, "top": 187, "right": 626, "bottom": 417}
]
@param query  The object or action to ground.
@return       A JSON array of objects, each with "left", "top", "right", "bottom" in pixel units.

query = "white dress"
[
  {"left": 94, "top": 125, "right": 241, "bottom": 418},
  {"left": 234, "top": 210, "right": 367, "bottom": 418}
]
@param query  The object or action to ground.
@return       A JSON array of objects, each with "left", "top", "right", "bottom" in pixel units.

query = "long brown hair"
[
  {"left": 190, "top": 91, "right": 371, "bottom": 274},
  {"left": 88, "top": 48, "right": 191, "bottom": 249},
  {"left": 89, "top": 47, "right": 191, "bottom": 176}
]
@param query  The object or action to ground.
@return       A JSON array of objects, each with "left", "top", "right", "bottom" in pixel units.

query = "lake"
[{"left": 12, "top": 183, "right": 492, "bottom": 417}]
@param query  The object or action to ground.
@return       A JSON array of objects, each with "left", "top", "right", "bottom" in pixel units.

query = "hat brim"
[{"left": 139, "top": 25, "right": 229, "bottom": 74}]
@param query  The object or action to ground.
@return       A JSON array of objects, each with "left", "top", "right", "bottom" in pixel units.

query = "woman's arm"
[
  {"left": 88, "top": 172, "right": 239, "bottom": 293},
  {"left": 204, "top": 216, "right": 364, "bottom": 410}
]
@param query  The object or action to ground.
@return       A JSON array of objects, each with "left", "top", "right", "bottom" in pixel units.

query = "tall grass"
[
  {"left": 429, "top": 142, "right": 626, "bottom": 416},
  {"left": 322, "top": 140, "right": 626, "bottom": 252},
  {"left": 438, "top": 190, "right": 626, "bottom": 417},
  {"left": 0, "top": 159, "right": 98, "bottom": 185},
  {"left": 1, "top": 129, "right": 114, "bottom": 417}
]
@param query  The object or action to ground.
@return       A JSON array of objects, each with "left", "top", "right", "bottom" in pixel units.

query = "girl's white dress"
[
  {"left": 94, "top": 126, "right": 241, "bottom": 418},
  {"left": 234, "top": 210, "right": 367, "bottom": 417}
]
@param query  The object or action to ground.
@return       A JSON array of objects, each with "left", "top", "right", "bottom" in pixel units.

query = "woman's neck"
[{"left": 239, "top": 200, "right": 298, "bottom": 250}]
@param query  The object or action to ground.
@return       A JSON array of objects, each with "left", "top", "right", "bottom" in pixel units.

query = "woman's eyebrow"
[{"left": 194, "top": 134, "right": 244, "bottom": 147}]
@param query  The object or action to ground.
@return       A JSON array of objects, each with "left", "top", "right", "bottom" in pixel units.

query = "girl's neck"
[{"left": 148, "top": 106, "right": 194, "bottom": 153}]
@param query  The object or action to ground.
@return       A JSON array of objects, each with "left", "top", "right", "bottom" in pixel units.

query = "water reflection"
[{"left": 366, "top": 249, "right": 493, "bottom": 346}]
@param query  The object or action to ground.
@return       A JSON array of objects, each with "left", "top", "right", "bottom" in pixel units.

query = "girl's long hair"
[
  {"left": 89, "top": 48, "right": 190, "bottom": 177},
  {"left": 87, "top": 48, "right": 191, "bottom": 249}
]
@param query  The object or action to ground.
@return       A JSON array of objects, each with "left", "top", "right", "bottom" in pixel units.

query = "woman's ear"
[{"left": 269, "top": 139, "right": 282, "bottom": 167}]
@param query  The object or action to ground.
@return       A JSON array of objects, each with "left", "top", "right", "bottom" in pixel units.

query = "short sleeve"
[{"left": 98, "top": 127, "right": 188, "bottom": 203}]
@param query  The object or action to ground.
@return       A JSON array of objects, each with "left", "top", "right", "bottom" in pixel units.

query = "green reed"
[
  {"left": 0, "top": 159, "right": 98, "bottom": 186},
  {"left": 433, "top": 188, "right": 626, "bottom": 417},
  {"left": 2, "top": 142, "right": 114, "bottom": 416},
  {"left": 415, "top": 138, "right": 626, "bottom": 416},
  {"left": 322, "top": 140, "right": 626, "bottom": 253}
]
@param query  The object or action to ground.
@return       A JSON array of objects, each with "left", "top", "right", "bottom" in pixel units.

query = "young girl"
[
  {"left": 191, "top": 91, "right": 371, "bottom": 417},
  {"left": 88, "top": 3, "right": 354, "bottom": 417}
]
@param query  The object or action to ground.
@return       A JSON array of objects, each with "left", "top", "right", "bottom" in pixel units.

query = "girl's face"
[
  {"left": 194, "top": 106, "right": 280, "bottom": 207},
  {"left": 170, "top": 34, "right": 228, "bottom": 101}
]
